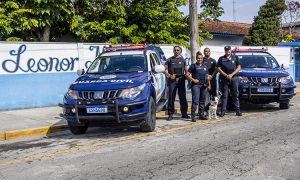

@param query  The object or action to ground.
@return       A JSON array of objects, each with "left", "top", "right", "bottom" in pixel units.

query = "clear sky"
[{"left": 178, "top": 0, "right": 267, "bottom": 24}]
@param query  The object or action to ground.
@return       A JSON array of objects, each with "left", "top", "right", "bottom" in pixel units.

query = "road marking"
[{"left": 0, "top": 112, "right": 260, "bottom": 167}]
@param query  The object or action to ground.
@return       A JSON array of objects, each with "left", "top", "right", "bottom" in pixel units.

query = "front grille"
[
  {"left": 248, "top": 77, "right": 279, "bottom": 84},
  {"left": 78, "top": 90, "right": 121, "bottom": 100}
]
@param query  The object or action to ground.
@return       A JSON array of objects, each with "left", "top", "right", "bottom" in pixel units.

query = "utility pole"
[
  {"left": 233, "top": 0, "right": 236, "bottom": 22},
  {"left": 189, "top": 0, "right": 199, "bottom": 64}
]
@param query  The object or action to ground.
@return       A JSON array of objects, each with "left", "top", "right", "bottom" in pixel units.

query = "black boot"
[
  {"left": 236, "top": 110, "right": 242, "bottom": 116},
  {"left": 181, "top": 114, "right": 190, "bottom": 119},
  {"left": 219, "top": 111, "right": 225, "bottom": 117},
  {"left": 191, "top": 112, "right": 196, "bottom": 122},
  {"left": 199, "top": 113, "right": 208, "bottom": 120},
  {"left": 167, "top": 114, "right": 173, "bottom": 121}
]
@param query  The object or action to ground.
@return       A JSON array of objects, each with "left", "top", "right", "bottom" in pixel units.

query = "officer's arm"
[
  {"left": 186, "top": 71, "right": 192, "bottom": 81},
  {"left": 188, "top": 76, "right": 199, "bottom": 83},
  {"left": 217, "top": 67, "right": 228, "bottom": 78},
  {"left": 186, "top": 66, "right": 192, "bottom": 80},
  {"left": 230, "top": 64, "right": 241, "bottom": 76},
  {"left": 211, "top": 59, "right": 219, "bottom": 78},
  {"left": 184, "top": 67, "right": 189, "bottom": 77},
  {"left": 164, "top": 64, "right": 170, "bottom": 78},
  {"left": 211, "top": 69, "right": 218, "bottom": 79},
  {"left": 164, "top": 62, "right": 176, "bottom": 79},
  {"left": 229, "top": 57, "right": 241, "bottom": 77},
  {"left": 217, "top": 58, "right": 230, "bottom": 79},
  {"left": 186, "top": 66, "right": 199, "bottom": 83},
  {"left": 207, "top": 80, "right": 211, "bottom": 91}
]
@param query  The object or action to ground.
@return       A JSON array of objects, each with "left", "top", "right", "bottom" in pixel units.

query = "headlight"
[
  {"left": 120, "top": 84, "right": 145, "bottom": 99},
  {"left": 239, "top": 76, "right": 249, "bottom": 83},
  {"left": 66, "top": 89, "right": 78, "bottom": 99},
  {"left": 279, "top": 76, "right": 293, "bottom": 84}
]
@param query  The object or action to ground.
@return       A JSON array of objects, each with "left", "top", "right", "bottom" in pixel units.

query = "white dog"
[{"left": 205, "top": 96, "right": 220, "bottom": 119}]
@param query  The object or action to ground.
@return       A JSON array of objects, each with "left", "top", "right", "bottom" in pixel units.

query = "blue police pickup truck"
[
  {"left": 60, "top": 44, "right": 168, "bottom": 134},
  {"left": 232, "top": 48, "right": 296, "bottom": 109}
]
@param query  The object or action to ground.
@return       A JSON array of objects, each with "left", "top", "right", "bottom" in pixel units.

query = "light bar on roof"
[
  {"left": 103, "top": 44, "right": 147, "bottom": 52},
  {"left": 233, "top": 47, "right": 268, "bottom": 52}
]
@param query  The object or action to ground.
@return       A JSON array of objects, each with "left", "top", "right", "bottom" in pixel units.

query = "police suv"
[
  {"left": 233, "top": 48, "right": 296, "bottom": 109},
  {"left": 61, "top": 44, "right": 168, "bottom": 134}
]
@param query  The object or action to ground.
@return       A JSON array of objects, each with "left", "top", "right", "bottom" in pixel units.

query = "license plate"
[
  {"left": 86, "top": 105, "right": 108, "bottom": 113},
  {"left": 257, "top": 87, "right": 273, "bottom": 93}
]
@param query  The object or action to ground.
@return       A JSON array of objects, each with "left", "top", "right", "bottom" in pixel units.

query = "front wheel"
[
  {"left": 279, "top": 101, "right": 290, "bottom": 109},
  {"left": 68, "top": 122, "right": 88, "bottom": 135},
  {"left": 140, "top": 97, "right": 156, "bottom": 132}
]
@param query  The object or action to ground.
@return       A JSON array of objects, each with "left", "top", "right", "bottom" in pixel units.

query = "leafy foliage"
[
  {"left": 199, "top": 0, "right": 224, "bottom": 21},
  {"left": 0, "top": 0, "right": 223, "bottom": 46},
  {"left": 71, "top": 0, "right": 190, "bottom": 45},
  {"left": 0, "top": 0, "right": 73, "bottom": 41},
  {"left": 243, "top": 0, "right": 287, "bottom": 46}
]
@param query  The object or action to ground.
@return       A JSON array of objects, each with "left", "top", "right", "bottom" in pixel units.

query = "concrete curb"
[
  {"left": 0, "top": 125, "right": 68, "bottom": 141},
  {"left": 0, "top": 111, "right": 183, "bottom": 141}
]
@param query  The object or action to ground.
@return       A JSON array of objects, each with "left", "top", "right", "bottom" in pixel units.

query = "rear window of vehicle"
[{"left": 236, "top": 53, "right": 280, "bottom": 68}]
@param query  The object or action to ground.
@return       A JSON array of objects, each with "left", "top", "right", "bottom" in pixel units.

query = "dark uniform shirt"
[
  {"left": 203, "top": 57, "right": 216, "bottom": 75},
  {"left": 217, "top": 55, "right": 241, "bottom": 79},
  {"left": 188, "top": 63, "right": 208, "bottom": 84},
  {"left": 165, "top": 56, "right": 186, "bottom": 77}
]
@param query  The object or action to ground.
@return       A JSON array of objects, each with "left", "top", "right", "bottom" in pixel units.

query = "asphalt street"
[{"left": 0, "top": 97, "right": 300, "bottom": 180}]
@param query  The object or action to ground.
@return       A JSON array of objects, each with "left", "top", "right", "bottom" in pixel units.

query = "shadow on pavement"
[{"left": 44, "top": 98, "right": 300, "bottom": 140}]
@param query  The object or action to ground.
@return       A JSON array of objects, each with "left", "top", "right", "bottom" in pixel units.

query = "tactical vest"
[
  {"left": 220, "top": 55, "right": 238, "bottom": 75},
  {"left": 168, "top": 57, "right": 185, "bottom": 76},
  {"left": 191, "top": 63, "right": 208, "bottom": 83}
]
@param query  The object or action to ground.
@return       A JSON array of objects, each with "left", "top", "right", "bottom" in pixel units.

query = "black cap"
[{"left": 224, "top": 46, "right": 231, "bottom": 50}]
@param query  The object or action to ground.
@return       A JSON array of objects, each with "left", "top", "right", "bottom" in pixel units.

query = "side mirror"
[
  {"left": 154, "top": 65, "right": 165, "bottom": 73},
  {"left": 77, "top": 69, "right": 85, "bottom": 76}
]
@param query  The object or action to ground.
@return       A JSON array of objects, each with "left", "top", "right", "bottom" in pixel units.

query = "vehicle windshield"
[
  {"left": 87, "top": 55, "right": 147, "bottom": 74},
  {"left": 237, "top": 54, "right": 280, "bottom": 68}
]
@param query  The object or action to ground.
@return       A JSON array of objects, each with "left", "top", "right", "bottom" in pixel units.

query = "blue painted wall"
[{"left": 0, "top": 72, "right": 77, "bottom": 110}]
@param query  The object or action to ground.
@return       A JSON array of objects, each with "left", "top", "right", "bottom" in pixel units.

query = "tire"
[
  {"left": 279, "top": 102, "right": 290, "bottom": 109},
  {"left": 68, "top": 122, "right": 88, "bottom": 135},
  {"left": 140, "top": 97, "right": 156, "bottom": 132}
]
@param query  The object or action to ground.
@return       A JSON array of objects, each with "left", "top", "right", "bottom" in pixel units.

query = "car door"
[{"left": 150, "top": 52, "right": 165, "bottom": 102}]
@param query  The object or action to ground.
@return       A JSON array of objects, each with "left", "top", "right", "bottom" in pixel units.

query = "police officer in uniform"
[
  {"left": 203, "top": 47, "right": 218, "bottom": 97},
  {"left": 164, "top": 46, "right": 189, "bottom": 121},
  {"left": 197, "top": 47, "right": 218, "bottom": 116},
  {"left": 187, "top": 52, "right": 210, "bottom": 122},
  {"left": 217, "top": 46, "right": 242, "bottom": 117}
]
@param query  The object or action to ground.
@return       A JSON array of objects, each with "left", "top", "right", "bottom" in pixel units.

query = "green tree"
[
  {"left": 71, "top": 0, "right": 190, "bottom": 45},
  {"left": 126, "top": 0, "right": 189, "bottom": 45},
  {"left": 243, "top": 0, "right": 287, "bottom": 46},
  {"left": 0, "top": 0, "right": 73, "bottom": 41},
  {"left": 71, "top": 0, "right": 222, "bottom": 46},
  {"left": 198, "top": 0, "right": 223, "bottom": 46},
  {"left": 199, "top": 0, "right": 224, "bottom": 21},
  {"left": 1, "top": 0, "right": 224, "bottom": 45},
  {"left": 70, "top": 0, "right": 135, "bottom": 43}
]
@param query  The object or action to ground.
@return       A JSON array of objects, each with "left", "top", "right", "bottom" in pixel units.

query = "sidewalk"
[{"left": 1, "top": 83, "right": 300, "bottom": 141}]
